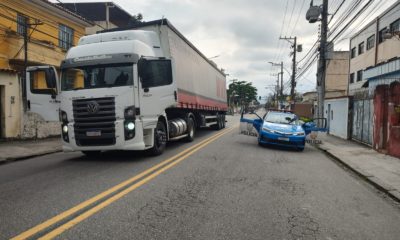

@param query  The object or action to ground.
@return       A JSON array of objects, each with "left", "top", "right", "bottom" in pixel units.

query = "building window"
[
  {"left": 357, "top": 70, "right": 363, "bottom": 82},
  {"left": 390, "top": 18, "right": 400, "bottom": 33},
  {"left": 366, "top": 34, "right": 375, "bottom": 50},
  {"left": 358, "top": 42, "right": 364, "bottom": 55},
  {"left": 379, "top": 27, "right": 387, "bottom": 43},
  {"left": 59, "top": 24, "right": 74, "bottom": 50},
  {"left": 351, "top": 47, "right": 356, "bottom": 58},
  {"left": 350, "top": 73, "right": 355, "bottom": 84},
  {"left": 17, "top": 14, "right": 28, "bottom": 35}
]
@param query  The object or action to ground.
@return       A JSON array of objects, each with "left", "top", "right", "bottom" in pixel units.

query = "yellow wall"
[
  {"left": 0, "top": 0, "right": 90, "bottom": 69},
  {"left": 0, "top": 0, "right": 92, "bottom": 138}
]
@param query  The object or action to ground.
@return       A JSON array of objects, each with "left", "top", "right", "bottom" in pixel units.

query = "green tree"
[{"left": 227, "top": 80, "right": 257, "bottom": 110}]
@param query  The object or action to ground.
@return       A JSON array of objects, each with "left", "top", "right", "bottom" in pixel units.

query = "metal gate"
[{"left": 351, "top": 93, "right": 373, "bottom": 145}]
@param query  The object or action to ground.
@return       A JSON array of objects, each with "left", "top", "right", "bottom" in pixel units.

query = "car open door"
[
  {"left": 26, "top": 66, "right": 60, "bottom": 121},
  {"left": 303, "top": 118, "right": 328, "bottom": 135}
]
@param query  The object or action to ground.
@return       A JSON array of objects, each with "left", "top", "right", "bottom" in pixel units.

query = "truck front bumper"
[{"left": 62, "top": 120, "right": 149, "bottom": 152}]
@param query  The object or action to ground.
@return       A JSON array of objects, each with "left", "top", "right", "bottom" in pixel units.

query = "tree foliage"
[{"left": 227, "top": 80, "right": 257, "bottom": 105}]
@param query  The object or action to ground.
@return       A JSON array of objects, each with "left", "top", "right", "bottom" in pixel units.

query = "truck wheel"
[
  {"left": 213, "top": 115, "right": 222, "bottom": 130},
  {"left": 185, "top": 118, "right": 195, "bottom": 142},
  {"left": 82, "top": 151, "right": 101, "bottom": 158},
  {"left": 149, "top": 121, "right": 167, "bottom": 156},
  {"left": 221, "top": 115, "right": 226, "bottom": 129}
]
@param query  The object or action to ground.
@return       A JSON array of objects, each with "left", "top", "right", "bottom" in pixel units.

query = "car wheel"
[
  {"left": 297, "top": 146, "right": 305, "bottom": 152},
  {"left": 149, "top": 121, "right": 167, "bottom": 156}
]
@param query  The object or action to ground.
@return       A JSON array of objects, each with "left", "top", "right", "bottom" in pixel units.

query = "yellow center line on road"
[
  {"left": 38, "top": 126, "right": 237, "bottom": 240},
  {"left": 11, "top": 125, "right": 237, "bottom": 240}
]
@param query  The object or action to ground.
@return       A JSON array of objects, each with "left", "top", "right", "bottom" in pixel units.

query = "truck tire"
[
  {"left": 82, "top": 151, "right": 101, "bottom": 158},
  {"left": 149, "top": 121, "right": 167, "bottom": 156},
  {"left": 213, "top": 115, "right": 222, "bottom": 130},
  {"left": 185, "top": 118, "right": 195, "bottom": 142}
]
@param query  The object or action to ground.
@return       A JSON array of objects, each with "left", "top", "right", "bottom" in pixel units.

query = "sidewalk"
[
  {"left": 0, "top": 137, "right": 62, "bottom": 163},
  {"left": 316, "top": 132, "right": 400, "bottom": 202}
]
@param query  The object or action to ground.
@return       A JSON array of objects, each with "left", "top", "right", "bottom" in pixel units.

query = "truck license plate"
[
  {"left": 278, "top": 137, "right": 289, "bottom": 141},
  {"left": 86, "top": 131, "right": 101, "bottom": 137}
]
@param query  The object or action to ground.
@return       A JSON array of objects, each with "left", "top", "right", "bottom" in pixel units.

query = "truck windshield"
[{"left": 61, "top": 64, "right": 133, "bottom": 91}]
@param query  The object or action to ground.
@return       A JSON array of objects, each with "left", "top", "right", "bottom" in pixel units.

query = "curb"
[
  {"left": 0, "top": 149, "right": 62, "bottom": 165},
  {"left": 314, "top": 144, "right": 400, "bottom": 203}
]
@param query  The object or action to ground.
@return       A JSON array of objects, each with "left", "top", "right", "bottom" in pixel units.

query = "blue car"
[{"left": 241, "top": 111, "right": 326, "bottom": 151}]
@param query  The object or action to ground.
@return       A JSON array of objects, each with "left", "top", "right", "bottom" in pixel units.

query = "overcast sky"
[{"left": 59, "top": 0, "right": 397, "bottom": 99}]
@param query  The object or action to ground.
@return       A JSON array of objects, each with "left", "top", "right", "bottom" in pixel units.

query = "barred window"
[
  {"left": 366, "top": 35, "right": 375, "bottom": 50},
  {"left": 357, "top": 70, "right": 363, "bottom": 82},
  {"left": 390, "top": 18, "right": 400, "bottom": 33},
  {"left": 350, "top": 73, "right": 355, "bottom": 84},
  {"left": 351, "top": 47, "right": 356, "bottom": 58},
  {"left": 358, "top": 42, "right": 364, "bottom": 55},
  {"left": 59, "top": 24, "right": 74, "bottom": 50},
  {"left": 17, "top": 14, "right": 27, "bottom": 35}
]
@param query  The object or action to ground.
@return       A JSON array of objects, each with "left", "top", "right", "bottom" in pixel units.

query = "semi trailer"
[{"left": 26, "top": 19, "right": 227, "bottom": 156}]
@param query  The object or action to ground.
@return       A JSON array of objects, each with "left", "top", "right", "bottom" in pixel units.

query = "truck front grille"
[{"left": 73, "top": 97, "right": 116, "bottom": 146}]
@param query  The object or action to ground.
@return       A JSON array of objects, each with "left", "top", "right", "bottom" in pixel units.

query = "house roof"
[{"left": 58, "top": 2, "right": 132, "bottom": 27}]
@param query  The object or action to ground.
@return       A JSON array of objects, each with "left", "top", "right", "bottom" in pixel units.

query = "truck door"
[
  {"left": 137, "top": 58, "right": 176, "bottom": 120},
  {"left": 26, "top": 66, "right": 60, "bottom": 121}
]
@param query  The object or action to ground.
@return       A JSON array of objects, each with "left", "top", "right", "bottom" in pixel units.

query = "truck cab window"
[
  {"left": 29, "top": 70, "right": 56, "bottom": 95},
  {"left": 140, "top": 60, "right": 172, "bottom": 88}
]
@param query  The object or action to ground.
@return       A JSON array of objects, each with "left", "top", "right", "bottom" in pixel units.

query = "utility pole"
[
  {"left": 291, "top": 37, "right": 297, "bottom": 102},
  {"left": 279, "top": 36, "right": 300, "bottom": 103},
  {"left": 307, "top": 0, "right": 328, "bottom": 120},
  {"left": 268, "top": 61, "right": 284, "bottom": 103},
  {"left": 280, "top": 61, "right": 284, "bottom": 98},
  {"left": 317, "top": 0, "right": 328, "bottom": 121}
]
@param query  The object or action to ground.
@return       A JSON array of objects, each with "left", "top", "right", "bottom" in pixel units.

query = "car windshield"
[
  {"left": 264, "top": 112, "right": 299, "bottom": 125},
  {"left": 61, "top": 64, "right": 133, "bottom": 91}
]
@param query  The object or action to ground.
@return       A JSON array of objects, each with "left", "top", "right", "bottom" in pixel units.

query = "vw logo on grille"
[{"left": 87, "top": 101, "right": 100, "bottom": 114}]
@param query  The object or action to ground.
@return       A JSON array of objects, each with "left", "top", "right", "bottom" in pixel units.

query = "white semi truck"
[{"left": 26, "top": 19, "right": 227, "bottom": 156}]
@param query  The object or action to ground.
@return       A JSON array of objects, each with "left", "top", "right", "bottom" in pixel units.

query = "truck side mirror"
[
  {"left": 45, "top": 68, "right": 57, "bottom": 89},
  {"left": 137, "top": 58, "right": 148, "bottom": 80}
]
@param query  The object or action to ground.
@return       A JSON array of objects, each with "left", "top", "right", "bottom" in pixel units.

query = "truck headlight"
[
  {"left": 62, "top": 125, "right": 68, "bottom": 133},
  {"left": 124, "top": 106, "right": 136, "bottom": 120},
  {"left": 126, "top": 122, "right": 135, "bottom": 130},
  {"left": 60, "top": 111, "right": 68, "bottom": 123},
  {"left": 124, "top": 121, "right": 135, "bottom": 140},
  {"left": 61, "top": 124, "right": 69, "bottom": 142}
]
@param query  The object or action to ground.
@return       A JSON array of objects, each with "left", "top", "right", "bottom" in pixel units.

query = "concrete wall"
[
  {"left": 86, "top": 21, "right": 118, "bottom": 35},
  {"left": 326, "top": 51, "right": 349, "bottom": 93},
  {"left": 324, "top": 97, "right": 350, "bottom": 139}
]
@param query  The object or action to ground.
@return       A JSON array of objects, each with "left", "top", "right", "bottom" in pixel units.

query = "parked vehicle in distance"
[
  {"left": 26, "top": 19, "right": 227, "bottom": 156},
  {"left": 240, "top": 110, "right": 327, "bottom": 151}
]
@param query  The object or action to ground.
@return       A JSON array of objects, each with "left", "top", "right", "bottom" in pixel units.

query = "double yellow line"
[{"left": 12, "top": 125, "right": 236, "bottom": 240}]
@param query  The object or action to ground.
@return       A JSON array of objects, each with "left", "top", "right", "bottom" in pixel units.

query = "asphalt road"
[{"left": 1, "top": 115, "right": 400, "bottom": 240}]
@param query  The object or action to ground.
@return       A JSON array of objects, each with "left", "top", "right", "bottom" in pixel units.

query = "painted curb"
[
  {"left": 0, "top": 149, "right": 62, "bottom": 164},
  {"left": 314, "top": 144, "right": 400, "bottom": 203}
]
